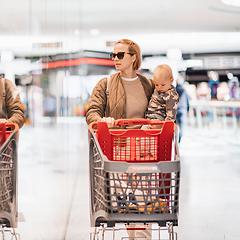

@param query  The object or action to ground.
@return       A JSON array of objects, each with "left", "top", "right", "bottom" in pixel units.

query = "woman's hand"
[
  {"left": 147, "top": 124, "right": 162, "bottom": 129},
  {"left": 101, "top": 117, "right": 115, "bottom": 128},
  {"left": 147, "top": 119, "right": 163, "bottom": 129},
  {"left": 0, "top": 119, "right": 7, "bottom": 123}
]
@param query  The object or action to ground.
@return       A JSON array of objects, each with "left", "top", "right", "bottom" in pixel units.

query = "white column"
[{"left": 1, "top": 51, "right": 15, "bottom": 82}]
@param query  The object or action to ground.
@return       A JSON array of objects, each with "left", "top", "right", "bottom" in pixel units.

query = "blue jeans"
[{"left": 176, "top": 109, "right": 187, "bottom": 143}]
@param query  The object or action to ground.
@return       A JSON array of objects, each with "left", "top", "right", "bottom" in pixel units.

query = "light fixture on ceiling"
[
  {"left": 207, "top": 71, "right": 219, "bottom": 81},
  {"left": 186, "top": 59, "right": 203, "bottom": 68},
  {"left": 221, "top": 0, "right": 240, "bottom": 7},
  {"left": 1, "top": 50, "right": 14, "bottom": 63},
  {"left": 89, "top": 29, "right": 100, "bottom": 36},
  {"left": 227, "top": 72, "right": 234, "bottom": 79},
  {"left": 74, "top": 29, "right": 80, "bottom": 36},
  {"left": 166, "top": 48, "right": 182, "bottom": 60}
]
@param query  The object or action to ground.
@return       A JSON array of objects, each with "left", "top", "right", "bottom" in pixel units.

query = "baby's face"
[{"left": 154, "top": 75, "right": 173, "bottom": 93}]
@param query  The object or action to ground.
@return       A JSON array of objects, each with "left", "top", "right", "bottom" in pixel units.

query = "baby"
[{"left": 145, "top": 64, "right": 179, "bottom": 128}]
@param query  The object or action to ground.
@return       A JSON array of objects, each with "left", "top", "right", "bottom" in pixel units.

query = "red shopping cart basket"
[{"left": 89, "top": 119, "right": 177, "bottom": 163}]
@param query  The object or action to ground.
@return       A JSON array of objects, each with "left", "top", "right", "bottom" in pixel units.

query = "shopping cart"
[
  {"left": 88, "top": 119, "right": 180, "bottom": 240},
  {"left": 0, "top": 122, "right": 20, "bottom": 239}
]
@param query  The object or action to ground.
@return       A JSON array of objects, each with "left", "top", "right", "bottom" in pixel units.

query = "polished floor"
[{"left": 10, "top": 117, "right": 240, "bottom": 239}]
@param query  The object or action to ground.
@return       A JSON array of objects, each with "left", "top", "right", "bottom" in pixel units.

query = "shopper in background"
[
  {"left": 43, "top": 93, "right": 56, "bottom": 124},
  {"left": 175, "top": 73, "right": 189, "bottom": 143},
  {"left": 0, "top": 76, "right": 25, "bottom": 129},
  {"left": 145, "top": 64, "right": 179, "bottom": 128},
  {"left": 86, "top": 39, "right": 154, "bottom": 239}
]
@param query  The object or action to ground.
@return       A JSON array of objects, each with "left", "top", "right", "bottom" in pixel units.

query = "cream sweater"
[{"left": 122, "top": 77, "right": 148, "bottom": 119}]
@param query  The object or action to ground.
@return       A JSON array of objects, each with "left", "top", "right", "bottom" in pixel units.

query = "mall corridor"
[{"left": 14, "top": 117, "right": 240, "bottom": 240}]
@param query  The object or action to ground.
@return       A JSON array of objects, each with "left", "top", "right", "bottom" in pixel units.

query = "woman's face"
[{"left": 112, "top": 43, "right": 136, "bottom": 73}]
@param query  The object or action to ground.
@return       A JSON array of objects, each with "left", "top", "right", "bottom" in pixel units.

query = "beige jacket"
[
  {"left": 0, "top": 77, "right": 25, "bottom": 128},
  {"left": 86, "top": 72, "right": 154, "bottom": 125}
]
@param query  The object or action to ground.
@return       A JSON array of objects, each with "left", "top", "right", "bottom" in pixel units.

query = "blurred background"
[
  {"left": 1, "top": 0, "right": 240, "bottom": 239},
  {"left": 1, "top": 0, "right": 240, "bottom": 124}
]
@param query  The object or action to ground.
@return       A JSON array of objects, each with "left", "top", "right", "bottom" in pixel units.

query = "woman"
[
  {"left": 86, "top": 39, "right": 154, "bottom": 239},
  {"left": 0, "top": 76, "right": 25, "bottom": 128},
  {"left": 86, "top": 38, "right": 154, "bottom": 127}
]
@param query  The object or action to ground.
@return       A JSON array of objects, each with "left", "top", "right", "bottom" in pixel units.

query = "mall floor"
[{"left": 10, "top": 116, "right": 240, "bottom": 240}]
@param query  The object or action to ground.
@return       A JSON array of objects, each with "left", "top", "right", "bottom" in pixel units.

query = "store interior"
[{"left": 0, "top": 0, "right": 240, "bottom": 239}]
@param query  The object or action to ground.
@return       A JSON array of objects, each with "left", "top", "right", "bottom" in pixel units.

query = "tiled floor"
[
  {"left": 177, "top": 125, "right": 240, "bottom": 240},
  {"left": 17, "top": 117, "right": 91, "bottom": 240},
  {"left": 5, "top": 117, "right": 240, "bottom": 239}
]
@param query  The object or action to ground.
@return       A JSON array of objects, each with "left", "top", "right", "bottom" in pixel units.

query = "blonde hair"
[
  {"left": 153, "top": 64, "right": 173, "bottom": 82},
  {"left": 116, "top": 39, "right": 142, "bottom": 70}
]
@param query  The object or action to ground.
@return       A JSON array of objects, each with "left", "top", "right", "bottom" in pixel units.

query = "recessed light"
[
  {"left": 74, "top": 29, "right": 80, "bottom": 36},
  {"left": 221, "top": 0, "right": 240, "bottom": 7},
  {"left": 89, "top": 29, "right": 100, "bottom": 36}
]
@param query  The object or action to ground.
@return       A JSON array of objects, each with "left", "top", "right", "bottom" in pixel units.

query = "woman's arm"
[
  {"left": 86, "top": 77, "right": 108, "bottom": 125},
  {"left": 5, "top": 79, "right": 25, "bottom": 128}
]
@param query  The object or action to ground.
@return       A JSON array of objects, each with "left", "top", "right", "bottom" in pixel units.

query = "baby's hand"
[
  {"left": 101, "top": 117, "right": 115, "bottom": 128},
  {"left": 147, "top": 119, "right": 163, "bottom": 129}
]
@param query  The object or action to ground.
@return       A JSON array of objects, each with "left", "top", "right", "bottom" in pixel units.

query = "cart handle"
[
  {"left": 88, "top": 119, "right": 178, "bottom": 130},
  {"left": 0, "top": 122, "right": 19, "bottom": 145},
  {"left": 114, "top": 119, "right": 163, "bottom": 126},
  {"left": 0, "top": 122, "right": 19, "bottom": 131},
  {"left": 114, "top": 119, "right": 178, "bottom": 129},
  {"left": 88, "top": 122, "right": 98, "bottom": 130},
  {"left": 88, "top": 119, "right": 163, "bottom": 130},
  {"left": 6, "top": 123, "right": 19, "bottom": 131}
]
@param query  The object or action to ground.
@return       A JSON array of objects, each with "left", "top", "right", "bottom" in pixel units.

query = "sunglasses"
[{"left": 110, "top": 52, "right": 134, "bottom": 60}]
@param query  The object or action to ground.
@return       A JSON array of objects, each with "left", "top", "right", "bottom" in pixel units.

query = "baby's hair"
[{"left": 153, "top": 64, "right": 173, "bottom": 80}]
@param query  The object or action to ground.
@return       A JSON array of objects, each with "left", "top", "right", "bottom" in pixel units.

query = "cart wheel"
[{"left": 167, "top": 222, "right": 176, "bottom": 240}]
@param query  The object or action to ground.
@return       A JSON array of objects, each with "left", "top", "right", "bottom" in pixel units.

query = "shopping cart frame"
[
  {"left": 88, "top": 119, "right": 180, "bottom": 239},
  {"left": 0, "top": 123, "right": 19, "bottom": 229}
]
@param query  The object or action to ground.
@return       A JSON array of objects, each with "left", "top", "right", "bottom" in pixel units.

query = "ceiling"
[{"left": 0, "top": 0, "right": 240, "bottom": 57}]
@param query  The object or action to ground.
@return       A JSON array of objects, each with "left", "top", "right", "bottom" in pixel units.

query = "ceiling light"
[
  {"left": 227, "top": 72, "right": 234, "bottom": 79},
  {"left": 1, "top": 50, "right": 14, "bottom": 63},
  {"left": 167, "top": 48, "right": 182, "bottom": 60},
  {"left": 74, "top": 29, "right": 80, "bottom": 36},
  {"left": 186, "top": 59, "right": 203, "bottom": 68},
  {"left": 221, "top": 0, "right": 240, "bottom": 7},
  {"left": 89, "top": 29, "right": 100, "bottom": 36}
]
